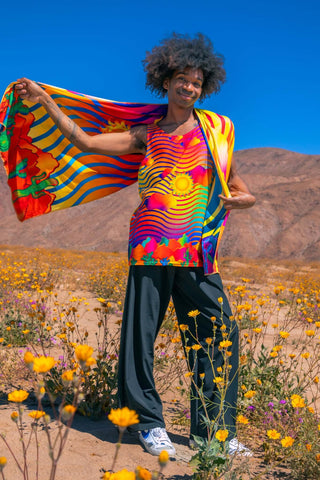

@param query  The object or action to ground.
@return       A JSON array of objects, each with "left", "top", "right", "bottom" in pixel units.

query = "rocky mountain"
[{"left": 0, "top": 148, "right": 319, "bottom": 260}]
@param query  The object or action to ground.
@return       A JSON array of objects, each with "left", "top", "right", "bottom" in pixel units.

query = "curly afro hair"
[{"left": 143, "top": 33, "right": 226, "bottom": 101}]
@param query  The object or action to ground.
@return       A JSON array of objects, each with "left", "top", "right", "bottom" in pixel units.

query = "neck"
[{"left": 164, "top": 105, "right": 195, "bottom": 126}]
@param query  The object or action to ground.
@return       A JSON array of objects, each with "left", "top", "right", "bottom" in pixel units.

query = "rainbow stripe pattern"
[
  {"left": 129, "top": 124, "right": 213, "bottom": 267},
  {"left": 0, "top": 82, "right": 234, "bottom": 274}
]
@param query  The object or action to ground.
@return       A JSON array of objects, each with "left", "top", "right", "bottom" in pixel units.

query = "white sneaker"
[
  {"left": 138, "top": 427, "right": 176, "bottom": 456},
  {"left": 228, "top": 438, "right": 252, "bottom": 457}
]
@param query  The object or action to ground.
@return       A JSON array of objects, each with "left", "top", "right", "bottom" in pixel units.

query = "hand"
[
  {"left": 219, "top": 192, "right": 256, "bottom": 210},
  {"left": 15, "top": 78, "right": 46, "bottom": 104}
]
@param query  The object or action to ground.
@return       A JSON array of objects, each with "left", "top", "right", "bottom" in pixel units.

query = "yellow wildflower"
[
  {"left": 188, "top": 310, "right": 200, "bottom": 318},
  {"left": 244, "top": 390, "right": 256, "bottom": 399},
  {"left": 215, "top": 429, "right": 228, "bottom": 442},
  {"left": 305, "top": 330, "right": 315, "bottom": 337},
  {"left": 8, "top": 390, "right": 29, "bottom": 403},
  {"left": 253, "top": 328, "right": 262, "bottom": 334},
  {"left": 270, "top": 352, "right": 278, "bottom": 358},
  {"left": 136, "top": 467, "right": 152, "bottom": 480},
  {"left": 33, "top": 356, "right": 55, "bottom": 373},
  {"left": 158, "top": 449, "right": 169, "bottom": 466},
  {"left": 28, "top": 410, "right": 45, "bottom": 419},
  {"left": 179, "top": 324, "right": 188, "bottom": 331},
  {"left": 240, "top": 355, "right": 247, "bottom": 365},
  {"left": 291, "top": 394, "right": 305, "bottom": 408},
  {"left": 11, "top": 411, "right": 19, "bottom": 422},
  {"left": 301, "top": 352, "right": 310, "bottom": 359},
  {"left": 102, "top": 469, "right": 135, "bottom": 480},
  {"left": 108, "top": 407, "right": 139, "bottom": 428},
  {"left": 205, "top": 337, "right": 213, "bottom": 345},
  {"left": 279, "top": 331, "right": 290, "bottom": 339},
  {"left": 97, "top": 297, "right": 107, "bottom": 303},
  {"left": 86, "top": 357, "right": 97, "bottom": 367},
  {"left": 219, "top": 340, "right": 232, "bottom": 349},
  {"left": 237, "top": 415, "right": 249, "bottom": 424},
  {"left": 61, "top": 370, "right": 74, "bottom": 384},
  {"left": 184, "top": 372, "right": 194, "bottom": 378},
  {"left": 199, "top": 373, "right": 205, "bottom": 380},
  {"left": 61, "top": 405, "right": 76, "bottom": 421},
  {"left": 192, "top": 344, "right": 202, "bottom": 351},
  {"left": 213, "top": 377, "right": 224, "bottom": 384},
  {"left": 313, "top": 376, "right": 319, "bottom": 384},
  {"left": 272, "top": 345, "right": 283, "bottom": 352},
  {"left": 217, "top": 297, "right": 223, "bottom": 304},
  {"left": 22, "top": 329, "right": 30, "bottom": 334},
  {"left": 24, "top": 351, "right": 34, "bottom": 364},
  {"left": 267, "top": 429, "right": 281, "bottom": 440},
  {"left": 281, "top": 436, "right": 295, "bottom": 448},
  {"left": 75, "top": 345, "right": 94, "bottom": 362},
  {"left": 0, "top": 457, "right": 7, "bottom": 471},
  {"left": 306, "top": 444, "right": 312, "bottom": 451}
]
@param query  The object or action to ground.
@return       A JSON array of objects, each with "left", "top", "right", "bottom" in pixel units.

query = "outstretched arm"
[
  {"left": 219, "top": 159, "right": 256, "bottom": 210},
  {"left": 15, "top": 78, "right": 146, "bottom": 155}
]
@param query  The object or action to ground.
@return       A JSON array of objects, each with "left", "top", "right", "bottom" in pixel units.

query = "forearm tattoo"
[
  {"left": 56, "top": 111, "right": 62, "bottom": 132},
  {"left": 69, "top": 122, "right": 78, "bottom": 144}
]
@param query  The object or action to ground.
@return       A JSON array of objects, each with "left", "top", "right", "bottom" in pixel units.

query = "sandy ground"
[
  {"left": 0, "top": 401, "right": 194, "bottom": 479},
  {"left": 0, "top": 289, "right": 195, "bottom": 479}
]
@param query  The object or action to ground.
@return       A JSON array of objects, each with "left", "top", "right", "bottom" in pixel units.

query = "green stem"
[{"left": 110, "top": 429, "right": 124, "bottom": 472}]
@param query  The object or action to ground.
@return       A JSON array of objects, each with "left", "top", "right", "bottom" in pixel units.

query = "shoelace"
[{"left": 153, "top": 428, "right": 170, "bottom": 443}]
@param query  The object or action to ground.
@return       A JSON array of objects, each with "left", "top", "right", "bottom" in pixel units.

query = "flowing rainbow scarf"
[{"left": 0, "top": 82, "right": 234, "bottom": 274}]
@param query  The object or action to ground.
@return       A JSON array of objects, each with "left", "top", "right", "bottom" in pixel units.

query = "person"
[{"left": 15, "top": 33, "right": 255, "bottom": 457}]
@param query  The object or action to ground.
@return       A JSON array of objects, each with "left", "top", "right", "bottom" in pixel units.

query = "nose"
[{"left": 181, "top": 79, "right": 193, "bottom": 92}]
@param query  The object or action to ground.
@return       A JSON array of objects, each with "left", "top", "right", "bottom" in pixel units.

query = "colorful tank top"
[{"left": 128, "top": 123, "right": 214, "bottom": 267}]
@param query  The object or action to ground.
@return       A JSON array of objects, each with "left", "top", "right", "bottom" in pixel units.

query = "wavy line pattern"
[{"left": 128, "top": 124, "right": 213, "bottom": 267}]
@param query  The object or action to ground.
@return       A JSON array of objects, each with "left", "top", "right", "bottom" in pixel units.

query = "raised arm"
[
  {"left": 219, "top": 158, "right": 256, "bottom": 210},
  {"left": 15, "top": 78, "right": 147, "bottom": 156}
]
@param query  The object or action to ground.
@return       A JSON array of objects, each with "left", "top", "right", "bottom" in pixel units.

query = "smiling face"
[{"left": 163, "top": 67, "right": 204, "bottom": 108}]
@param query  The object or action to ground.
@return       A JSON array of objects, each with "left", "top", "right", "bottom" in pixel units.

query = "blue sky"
[{"left": 2, "top": 0, "right": 319, "bottom": 154}]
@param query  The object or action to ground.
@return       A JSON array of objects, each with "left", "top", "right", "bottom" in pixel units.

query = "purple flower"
[
  {"left": 268, "top": 402, "right": 274, "bottom": 409},
  {"left": 247, "top": 405, "right": 255, "bottom": 411},
  {"left": 279, "top": 400, "right": 286, "bottom": 405}
]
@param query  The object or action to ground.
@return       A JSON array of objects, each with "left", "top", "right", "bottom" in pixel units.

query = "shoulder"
[{"left": 195, "top": 108, "right": 234, "bottom": 135}]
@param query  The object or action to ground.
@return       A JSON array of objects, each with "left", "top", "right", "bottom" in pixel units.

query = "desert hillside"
[{"left": 0, "top": 148, "right": 319, "bottom": 260}]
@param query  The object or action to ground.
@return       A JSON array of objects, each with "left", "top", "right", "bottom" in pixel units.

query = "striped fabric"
[
  {"left": 129, "top": 124, "right": 213, "bottom": 267},
  {"left": 0, "top": 82, "right": 234, "bottom": 274}
]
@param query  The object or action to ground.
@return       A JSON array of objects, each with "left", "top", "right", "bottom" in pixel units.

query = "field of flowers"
[{"left": 0, "top": 245, "right": 319, "bottom": 480}]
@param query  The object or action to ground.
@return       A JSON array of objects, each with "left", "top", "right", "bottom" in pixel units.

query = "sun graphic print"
[{"left": 171, "top": 172, "right": 194, "bottom": 197}]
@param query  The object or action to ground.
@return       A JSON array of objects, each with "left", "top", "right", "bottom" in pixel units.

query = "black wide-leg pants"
[{"left": 118, "top": 265, "right": 239, "bottom": 440}]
